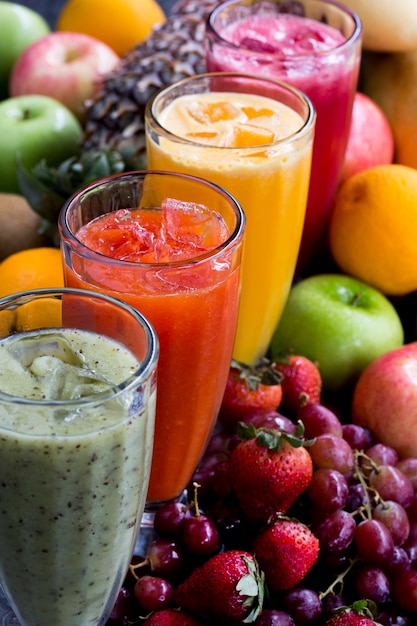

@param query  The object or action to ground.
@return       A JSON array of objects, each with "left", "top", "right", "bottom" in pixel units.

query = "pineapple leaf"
[
  {"left": 16, "top": 148, "right": 127, "bottom": 240},
  {"left": 17, "top": 158, "right": 67, "bottom": 224}
]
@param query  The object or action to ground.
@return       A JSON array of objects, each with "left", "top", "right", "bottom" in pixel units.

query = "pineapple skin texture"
[{"left": 82, "top": 0, "right": 220, "bottom": 169}]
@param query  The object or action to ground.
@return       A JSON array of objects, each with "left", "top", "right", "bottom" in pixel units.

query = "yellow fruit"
[
  {"left": 15, "top": 298, "right": 62, "bottom": 332},
  {"left": 0, "top": 310, "right": 15, "bottom": 338},
  {"left": 56, "top": 0, "right": 166, "bottom": 57},
  {"left": 0, "top": 247, "right": 64, "bottom": 299},
  {"left": 341, "top": 0, "right": 417, "bottom": 52},
  {"left": 360, "top": 50, "right": 417, "bottom": 169},
  {"left": 328, "top": 164, "right": 417, "bottom": 296}
]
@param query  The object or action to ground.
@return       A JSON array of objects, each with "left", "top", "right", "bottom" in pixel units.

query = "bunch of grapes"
[{"left": 108, "top": 390, "right": 417, "bottom": 624}]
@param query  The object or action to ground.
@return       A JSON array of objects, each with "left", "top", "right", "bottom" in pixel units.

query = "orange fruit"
[
  {"left": 56, "top": 0, "right": 166, "bottom": 57},
  {"left": 328, "top": 164, "right": 417, "bottom": 296},
  {"left": 0, "top": 310, "right": 15, "bottom": 338},
  {"left": 15, "top": 299, "right": 63, "bottom": 332},
  {"left": 0, "top": 247, "right": 64, "bottom": 299}
]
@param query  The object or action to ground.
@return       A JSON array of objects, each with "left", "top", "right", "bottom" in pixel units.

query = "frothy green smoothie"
[{"left": 0, "top": 328, "right": 155, "bottom": 626}]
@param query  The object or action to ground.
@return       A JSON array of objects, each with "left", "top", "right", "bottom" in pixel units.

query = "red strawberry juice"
[
  {"left": 205, "top": 0, "right": 362, "bottom": 268},
  {"left": 59, "top": 173, "right": 245, "bottom": 505}
]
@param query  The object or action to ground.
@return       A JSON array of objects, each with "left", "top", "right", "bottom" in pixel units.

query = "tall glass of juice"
[
  {"left": 205, "top": 0, "right": 362, "bottom": 269},
  {"left": 0, "top": 287, "right": 158, "bottom": 626},
  {"left": 59, "top": 171, "right": 245, "bottom": 507},
  {"left": 145, "top": 72, "right": 315, "bottom": 365}
]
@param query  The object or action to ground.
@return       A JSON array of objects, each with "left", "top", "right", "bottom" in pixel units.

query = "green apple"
[
  {"left": 0, "top": 2, "right": 50, "bottom": 100},
  {"left": 270, "top": 274, "right": 404, "bottom": 393},
  {"left": 0, "top": 94, "right": 83, "bottom": 194}
]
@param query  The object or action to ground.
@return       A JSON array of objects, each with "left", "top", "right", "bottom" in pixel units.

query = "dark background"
[{"left": 14, "top": 0, "right": 177, "bottom": 29}]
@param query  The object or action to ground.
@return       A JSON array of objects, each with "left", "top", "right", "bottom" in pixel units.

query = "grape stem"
[
  {"left": 352, "top": 450, "right": 384, "bottom": 520},
  {"left": 318, "top": 558, "right": 358, "bottom": 600},
  {"left": 129, "top": 558, "right": 148, "bottom": 581},
  {"left": 191, "top": 481, "right": 202, "bottom": 517}
]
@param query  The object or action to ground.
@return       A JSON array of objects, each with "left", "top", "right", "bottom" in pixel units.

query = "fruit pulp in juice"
[
  {"left": 206, "top": 13, "right": 360, "bottom": 267},
  {"left": 67, "top": 200, "right": 241, "bottom": 503},
  {"left": 0, "top": 328, "right": 155, "bottom": 626},
  {"left": 146, "top": 92, "right": 312, "bottom": 364}
]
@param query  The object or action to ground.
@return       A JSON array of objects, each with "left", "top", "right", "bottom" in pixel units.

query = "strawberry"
[
  {"left": 324, "top": 600, "right": 380, "bottom": 625},
  {"left": 142, "top": 608, "right": 204, "bottom": 625},
  {"left": 219, "top": 359, "right": 283, "bottom": 434},
  {"left": 272, "top": 355, "right": 322, "bottom": 415},
  {"left": 252, "top": 513, "right": 319, "bottom": 591},
  {"left": 229, "top": 422, "right": 314, "bottom": 524},
  {"left": 173, "top": 549, "right": 264, "bottom": 625}
]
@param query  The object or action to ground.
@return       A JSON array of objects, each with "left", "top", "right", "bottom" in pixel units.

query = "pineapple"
[
  {"left": 81, "top": 0, "right": 220, "bottom": 168},
  {"left": 18, "top": 0, "right": 220, "bottom": 242}
]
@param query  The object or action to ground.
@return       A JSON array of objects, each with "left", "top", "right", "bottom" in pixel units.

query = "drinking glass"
[
  {"left": 59, "top": 171, "right": 245, "bottom": 509},
  {"left": 205, "top": 0, "right": 362, "bottom": 269},
  {"left": 145, "top": 72, "right": 315, "bottom": 365},
  {"left": 0, "top": 287, "right": 158, "bottom": 626}
]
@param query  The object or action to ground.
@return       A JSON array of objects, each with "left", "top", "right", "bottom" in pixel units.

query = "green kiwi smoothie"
[{"left": 0, "top": 327, "right": 156, "bottom": 626}]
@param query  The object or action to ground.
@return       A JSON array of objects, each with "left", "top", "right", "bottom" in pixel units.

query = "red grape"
[
  {"left": 372, "top": 500, "right": 410, "bottom": 546},
  {"left": 397, "top": 457, "right": 417, "bottom": 489},
  {"left": 181, "top": 514, "right": 220, "bottom": 556},
  {"left": 255, "top": 609, "right": 295, "bottom": 625},
  {"left": 366, "top": 443, "right": 399, "bottom": 467},
  {"left": 315, "top": 509, "right": 356, "bottom": 554},
  {"left": 369, "top": 465, "right": 414, "bottom": 508},
  {"left": 354, "top": 518, "right": 394, "bottom": 567},
  {"left": 309, "top": 434, "right": 354, "bottom": 474},
  {"left": 153, "top": 501, "right": 191, "bottom": 538},
  {"left": 355, "top": 564, "right": 390, "bottom": 604},
  {"left": 307, "top": 468, "right": 349, "bottom": 512},
  {"left": 244, "top": 410, "right": 296, "bottom": 434},
  {"left": 134, "top": 575, "right": 174, "bottom": 612},
  {"left": 391, "top": 569, "right": 417, "bottom": 612},
  {"left": 342, "top": 423, "right": 373, "bottom": 450},
  {"left": 298, "top": 403, "right": 343, "bottom": 438},
  {"left": 146, "top": 538, "right": 185, "bottom": 576},
  {"left": 281, "top": 588, "right": 322, "bottom": 623}
]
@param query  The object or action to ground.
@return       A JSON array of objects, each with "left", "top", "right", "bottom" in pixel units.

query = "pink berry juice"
[{"left": 206, "top": 0, "right": 362, "bottom": 269}]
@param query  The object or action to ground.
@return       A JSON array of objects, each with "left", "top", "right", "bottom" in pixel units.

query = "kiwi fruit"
[{"left": 0, "top": 193, "right": 49, "bottom": 261}]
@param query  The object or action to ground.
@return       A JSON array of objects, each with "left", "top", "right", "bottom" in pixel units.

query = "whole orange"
[
  {"left": 328, "top": 164, "right": 417, "bottom": 296},
  {"left": 56, "top": 0, "right": 166, "bottom": 57},
  {"left": 0, "top": 247, "right": 64, "bottom": 299}
]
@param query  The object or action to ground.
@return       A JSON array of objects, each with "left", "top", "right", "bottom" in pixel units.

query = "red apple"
[
  {"left": 352, "top": 342, "right": 417, "bottom": 458},
  {"left": 339, "top": 92, "right": 394, "bottom": 185},
  {"left": 9, "top": 31, "right": 120, "bottom": 120}
]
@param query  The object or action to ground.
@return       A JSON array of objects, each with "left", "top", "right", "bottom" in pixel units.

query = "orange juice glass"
[
  {"left": 59, "top": 171, "right": 245, "bottom": 506},
  {"left": 145, "top": 72, "right": 315, "bottom": 365}
]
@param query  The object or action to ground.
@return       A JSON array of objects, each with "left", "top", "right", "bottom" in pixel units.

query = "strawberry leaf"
[
  {"left": 238, "top": 555, "right": 265, "bottom": 623},
  {"left": 333, "top": 599, "right": 378, "bottom": 618},
  {"left": 256, "top": 428, "right": 284, "bottom": 450},
  {"left": 352, "top": 599, "right": 378, "bottom": 617},
  {"left": 231, "top": 358, "right": 283, "bottom": 391},
  {"left": 236, "top": 573, "right": 259, "bottom": 597},
  {"left": 236, "top": 421, "right": 315, "bottom": 450}
]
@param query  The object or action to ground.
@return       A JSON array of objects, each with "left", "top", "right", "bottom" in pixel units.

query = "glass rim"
[
  {"left": 206, "top": 0, "right": 362, "bottom": 60},
  {"left": 59, "top": 169, "right": 246, "bottom": 268},
  {"left": 0, "top": 287, "right": 159, "bottom": 407},
  {"left": 145, "top": 71, "right": 316, "bottom": 152}
]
